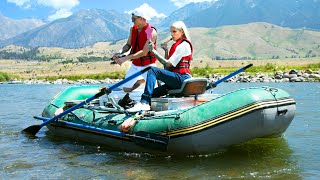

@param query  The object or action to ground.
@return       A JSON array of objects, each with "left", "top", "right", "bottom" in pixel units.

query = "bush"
[
  {"left": 77, "top": 56, "right": 110, "bottom": 63},
  {"left": 41, "top": 71, "right": 126, "bottom": 81},
  {"left": 0, "top": 71, "right": 19, "bottom": 82}
]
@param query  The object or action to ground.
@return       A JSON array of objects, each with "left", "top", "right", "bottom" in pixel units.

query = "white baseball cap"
[{"left": 131, "top": 11, "right": 151, "bottom": 21}]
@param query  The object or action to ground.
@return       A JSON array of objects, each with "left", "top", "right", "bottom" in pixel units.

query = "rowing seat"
[{"left": 167, "top": 78, "right": 208, "bottom": 97}]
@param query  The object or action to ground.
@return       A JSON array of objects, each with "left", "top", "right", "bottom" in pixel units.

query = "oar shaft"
[
  {"left": 61, "top": 121, "right": 125, "bottom": 136},
  {"left": 54, "top": 120, "right": 168, "bottom": 145},
  {"left": 108, "top": 66, "right": 151, "bottom": 91},
  {"left": 207, "top": 64, "right": 253, "bottom": 90},
  {"left": 39, "top": 66, "right": 152, "bottom": 128}
]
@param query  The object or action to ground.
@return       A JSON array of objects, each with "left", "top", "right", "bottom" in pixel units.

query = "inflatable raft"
[
  {"left": 34, "top": 84, "right": 295, "bottom": 155},
  {"left": 24, "top": 65, "right": 296, "bottom": 155}
]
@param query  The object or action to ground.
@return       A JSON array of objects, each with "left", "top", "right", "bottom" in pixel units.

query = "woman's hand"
[
  {"left": 161, "top": 42, "right": 168, "bottom": 51},
  {"left": 164, "top": 62, "right": 173, "bottom": 70}
]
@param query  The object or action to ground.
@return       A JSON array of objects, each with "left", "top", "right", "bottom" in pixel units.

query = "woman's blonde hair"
[{"left": 171, "top": 21, "right": 191, "bottom": 42}]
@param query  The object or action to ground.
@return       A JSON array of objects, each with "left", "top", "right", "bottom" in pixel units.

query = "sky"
[{"left": 0, "top": 0, "right": 213, "bottom": 21}]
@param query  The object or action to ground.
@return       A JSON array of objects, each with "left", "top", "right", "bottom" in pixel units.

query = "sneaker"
[{"left": 126, "top": 102, "right": 150, "bottom": 113}]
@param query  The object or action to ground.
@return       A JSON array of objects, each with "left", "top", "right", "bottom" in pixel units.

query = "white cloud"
[
  {"left": 37, "top": 0, "right": 79, "bottom": 10},
  {"left": 7, "top": 0, "right": 79, "bottom": 21},
  {"left": 125, "top": 3, "right": 166, "bottom": 21},
  {"left": 7, "top": 0, "right": 30, "bottom": 7},
  {"left": 37, "top": 0, "right": 79, "bottom": 21},
  {"left": 48, "top": 8, "right": 72, "bottom": 21},
  {"left": 170, "top": 0, "right": 215, "bottom": 8}
]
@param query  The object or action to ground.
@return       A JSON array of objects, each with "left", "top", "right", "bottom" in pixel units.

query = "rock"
[
  {"left": 283, "top": 73, "right": 297, "bottom": 79},
  {"left": 282, "top": 78, "right": 290, "bottom": 82},
  {"left": 307, "top": 78, "right": 315, "bottom": 82},
  {"left": 105, "top": 78, "right": 111, "bottom": 84},
  {"left": 305, "top": 69, "right": 313, "bottom": 74},
  {"left": 275, "top": 71, "right": 283, "bottom": 75},
  {"left": 275, "top": 74, "right": 282, "bottom": 79},
  {"left": 290, "top": 77, "right": 304, "bottom": 82},
  {"left": 309, "top": 74, "right": 320, "bottom": 78},
  {"left": 302, "top": 73, "right": 310, "bottom": 78},
  {"left": 289, "top": 69, "right": 299, "bottom": 74}
]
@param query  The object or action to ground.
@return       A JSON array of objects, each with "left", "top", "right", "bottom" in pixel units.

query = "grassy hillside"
[
  {"left": 1, "top": 22, "right": 320, "bottom": 61},
  {"left": 189, "top": 22, "right": 320, "bottom": 60},
  {"left": 1, "top": 22, "right": 320, "bottom": 80},
  {"left": 1, "top": 58, "right": 319, "bottom": 80}
]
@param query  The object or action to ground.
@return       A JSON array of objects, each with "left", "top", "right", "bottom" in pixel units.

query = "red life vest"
[
  {"left": 168, "top": 39, "right": 193, "bottom": 75},
  {"left": 130, "top": 24, "right": 157, "bottom": 66}
]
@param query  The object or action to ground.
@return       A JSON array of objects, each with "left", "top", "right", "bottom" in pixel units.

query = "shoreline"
[{"left": 2, "top": 69, "right": 319, "bottom": 84}]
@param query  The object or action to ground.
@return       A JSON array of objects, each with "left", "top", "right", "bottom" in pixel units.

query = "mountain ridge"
[
  {"left": 1, "top": 0, "right": 320, "bottom": 48},
  {"left": 2, "top": 22, "right": 319, "bottom": 60},
  {"left": 0, "top": 15, "right": 45, "bottom": 41},
  {"left": 0, "top": 9, "right": 131, "bottom": 48}
]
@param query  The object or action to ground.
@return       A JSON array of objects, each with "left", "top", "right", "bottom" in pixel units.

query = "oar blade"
[
  {"left": 22, "top": 66, "right": 153, "bottom": 136},
  {"left": 22, "top": 125, "right": 42, "bottom": 136},
  {"left": 129, "top": 131, "right": 169, "bottom": 151}
]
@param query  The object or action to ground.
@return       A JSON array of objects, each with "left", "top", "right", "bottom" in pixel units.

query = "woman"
[{"left": 126, "top": 21, "right": 193, "bottom": 112}]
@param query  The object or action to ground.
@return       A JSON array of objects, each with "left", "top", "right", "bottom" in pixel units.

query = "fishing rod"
[{"left": 160, "top": 38, "right": 172, "bottom": 50}]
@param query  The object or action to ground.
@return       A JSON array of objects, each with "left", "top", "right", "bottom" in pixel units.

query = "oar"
[
  {"left": 22, "top": 66, "right": 152, "bottom": 136},
  {"left": 206, "top": 64, "right": 253, "bottom": 90},
  {"left": 33, "top": 117, "right": 169, "bottom": 151}
]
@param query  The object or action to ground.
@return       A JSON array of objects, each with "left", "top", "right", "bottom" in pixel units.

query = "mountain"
[
  {"left": 186, "top": 22, "right": 320, "bottom": 60},
  {"left": 0, "top": 9, "right": 131, "bottom": 48},
  {"left": 154, "top": 1, "right": 214, "bottom": 30},
  {"left": 1, "top": 0, "right": 319, "bottom": 49},
  {"left": 3, "top": 22, "right": 319, "bottom": 60},
  {"left": 161, "top": 0, "right": 320, "bottom": 30},
  {"left": 0, "top": 15, "right": 45, "bottom": 41}
]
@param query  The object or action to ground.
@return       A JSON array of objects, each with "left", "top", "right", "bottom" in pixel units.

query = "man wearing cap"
[{"left": 113, "top": 12, "right": 157, "bottom": 92}]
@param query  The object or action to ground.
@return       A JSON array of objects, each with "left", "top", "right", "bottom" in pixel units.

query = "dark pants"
[{"left": 141, "top": 67, "right": 191, "bottom": 104}]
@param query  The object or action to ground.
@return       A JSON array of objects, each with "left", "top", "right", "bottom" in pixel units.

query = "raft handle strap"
[{"left": 262, "top": 87, "right": 287, "bottom": 116}]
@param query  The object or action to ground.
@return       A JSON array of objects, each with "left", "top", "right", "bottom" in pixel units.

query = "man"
[{"left": 113, "top": 12, "right": 157, "bottom": 92}]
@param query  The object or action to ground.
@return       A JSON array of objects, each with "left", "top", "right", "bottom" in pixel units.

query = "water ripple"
[{"left": 0, "top": 83, "right": 318, "bottom": 179}]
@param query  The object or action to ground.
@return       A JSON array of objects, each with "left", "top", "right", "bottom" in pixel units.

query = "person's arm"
[
  {"left": 147, "top": 40, "right": 172, "bottom": 68},
  {"left": 168, "top": 41, "right": 192, "bottom": 67},
  {"left": 164, "top": 49, "right": 169, "bottom": 59},
  {"left": 120, "top": 28, "right": 132, "bottom": 54},
  {"left": 152, "top": 49, "right": 169, "bottom": 66},
  {"left": 115, "top": 29, "right": 157, "bottom": 65},
  {"left": 153, "top": 50, "right": 173, "bottom": 70},
  {"left": 161, "top": 42, "right": 169, "bottom": 59},
  {"left": 112, "top": 28, "right": 132, "bottom": 60},
  {"left": 119, "top": 43, "right": 131, "bottom": 54}
]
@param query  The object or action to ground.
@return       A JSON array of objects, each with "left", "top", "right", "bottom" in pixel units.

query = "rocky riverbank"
[
  {"left": 2, "top": 69, "right": 319, "bottom": 84},
  {"left": 212, "top": 69, "right": 320, "bottom": 83}
]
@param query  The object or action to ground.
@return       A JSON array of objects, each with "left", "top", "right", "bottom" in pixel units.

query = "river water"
[{"left": 0, "top": 83, "right": 319, "bottom": 179}]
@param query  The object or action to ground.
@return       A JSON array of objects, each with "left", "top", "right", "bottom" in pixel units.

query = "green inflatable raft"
[{"left": 36, "top": 85, "right": 295, "bottom": 155}]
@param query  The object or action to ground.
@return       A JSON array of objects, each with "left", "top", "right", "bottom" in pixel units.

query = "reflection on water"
[
  {"left": 1, "top": 83, "right": 318, "bottom": 179},
  {"left": 35, "top": 132, "right": 301, "bottom": 179}
]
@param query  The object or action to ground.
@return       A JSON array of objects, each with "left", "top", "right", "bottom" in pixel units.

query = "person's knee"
[
  {"left": 149, "top": 66, "right": 163, "bottom": 76},
  {"left": 136, "top": 79, "right": 145, "bottom": 84}
]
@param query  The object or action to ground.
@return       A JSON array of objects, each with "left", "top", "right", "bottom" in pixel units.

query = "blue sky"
[{"left": 0, "top": 0, "right": 213, "bottom": 21}]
